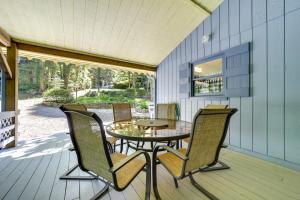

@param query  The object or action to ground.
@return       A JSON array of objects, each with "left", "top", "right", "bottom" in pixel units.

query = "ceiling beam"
[
  {"left": 0, "top": 27, "right": 11, "bottom": 47},
  {"left": 15, "top": 41, "right": 157, "bottom": 72},
  {"left": 190, "top": 0, "right": 211, "bottom": 15},
  {"left": 0, "top": 47, "right": 12, "bottom": 79}
]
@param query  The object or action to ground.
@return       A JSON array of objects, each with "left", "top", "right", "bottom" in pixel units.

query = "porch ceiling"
[{"left": 0, "top": 0, "right": 222, "bottom": 67}]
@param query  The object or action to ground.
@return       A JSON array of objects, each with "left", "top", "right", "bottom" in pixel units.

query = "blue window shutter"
[
  {"left": 225, "top": 43, "right": 250, "bottom": 97},
  {"left": 179, "top": 63, "right": 191, "bottom": 98}
]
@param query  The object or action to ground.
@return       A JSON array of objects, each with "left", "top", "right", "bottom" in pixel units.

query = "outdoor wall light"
[{"left": 201, "top": 33, "right": 212, "bottom": 44}]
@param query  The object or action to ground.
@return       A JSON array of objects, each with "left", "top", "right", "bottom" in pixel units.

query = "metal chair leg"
[
  {"left": 125, "top": 140, "right": 130, "bottom": 155},
  {"left": 152, "top": 148, "right": 162, "bottom": 200},
  {"left": 173, "top": 177, "right": 179, "bottom": 188},
  {"left": 120, "top": 139, "right": 124, "bottom": 153},
  {"left": 144, "top": 154, "right": 151, "bottom": 200},
  {"left": 150, "top": 141, "right": 154, "bottom": 150},
  {"left": 200, "top": 161, "right": 230, "bottom": 172},
  {"left": 90, "top": 182, "right": 109, "bottom": 200},
  {"left": 59, "top": 164, "right": 97, "bottom": 180},
  {"left": 189, "top": 173, "right": 219, "bottom": 200}
]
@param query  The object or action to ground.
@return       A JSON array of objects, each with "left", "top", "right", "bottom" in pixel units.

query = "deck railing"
[{"left": 0, "top": 111, "right": 15, "bottom": 149}]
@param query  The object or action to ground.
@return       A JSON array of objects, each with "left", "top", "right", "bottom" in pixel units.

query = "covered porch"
[{"left": 1, "top": 0, "right": 300, "bottom": 200}]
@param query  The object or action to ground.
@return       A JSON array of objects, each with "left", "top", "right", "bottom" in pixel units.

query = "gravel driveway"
[{"left": 18, "top": 98, "right": 148, "bottom": 139}]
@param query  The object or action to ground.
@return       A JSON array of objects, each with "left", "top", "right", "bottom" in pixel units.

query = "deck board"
[{"left": 0, "top": 132, "right": 300, "bottom": 200}]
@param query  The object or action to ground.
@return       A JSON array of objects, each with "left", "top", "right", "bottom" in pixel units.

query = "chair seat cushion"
[
  {"left": 111, "top": 153, "right": 146, "bottom": 189},
  {"left": 157, "top": 148, "right": 187, "bottom": 177}
]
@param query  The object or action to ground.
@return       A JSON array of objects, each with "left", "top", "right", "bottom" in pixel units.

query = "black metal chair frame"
[
  {"left": 61, "top": 107, "right": 151, "bottom": 200},
  {"left": 152, "top": 109, "right": 237, "bottom": 200}
]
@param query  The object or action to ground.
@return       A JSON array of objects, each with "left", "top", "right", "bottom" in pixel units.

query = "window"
[{"left": 192, "top": 56, "right": 224, "bottom": 96}]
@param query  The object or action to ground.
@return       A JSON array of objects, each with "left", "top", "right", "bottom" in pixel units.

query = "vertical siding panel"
[
  {"left": 229, "top": 0, "right": 241, "bottom": 148},
  {"left": 158, "top": 63, "right": 162, "bottom": 103},
  {"left": 180, "top": 40, "right": 186, "bottom": 121},
  {"left": 240, "top": 0, "right": 252, "bottom": 32},
  {"left": 163, "top": 60, "right": 168, "bottom": 103},
  {"left": 220, "top": 0, "right": 229, "bottom": 40},
  {"left": 220, "top": 38, "right": 229, "bottom": 51},
  {"left": 253, "top": 0, "right": 267, "bottom": 27},
  {"left": 176, "top": 46, "right": 181, "bottom": 103},
  {"left": 230, "top": 98, "right": 241, "bottom": 147},
  {"left": 180, "top": 99, "right": 186, "bottom": 121},
  {"left": 186, "top": 34, "right": 192, "bottom": 121},
  {"left": 285, "top": 0, "right": 300, "bottom": 14},
  {"left": 185, "top": 101, "right": 192, "bottom": 122},
  {"left": 197, "top": 24, "right": 205, "bottom": 59},
  {"left": 204, "top": 100, "right": 212, "bottom": 107},
  {"left": 191, "top": 99, "right": 198, "bottom": 119},
  {"left": 181, "top": 40, "right": 186, "bottom": 65},
  {"left": 241, "top": 30, "right": 253, "bottom": 151},
  {"left": 229, "top": 0, "right": 240, "bottom": 36},
  {"left": 267, "top": 0, "right": 284, "bottom": 21},
  {"left": 204, "top": 16, "right": 212, "bottom": 56},
  {"left": 197, "top": 100, "right": 205, "bottom": 109},
  {"left": 285, "top": 10, "right": 300, "bottom": 164},
  {"left": 172, "top": 50, "right": 177, "bottom": 102},
  {"left": 267, "top": 16, "right": 284, "bottom": 159},
  {"left": 160, "top": 60, "right": 164, "bottom": 103},
  {"left": 191, "top": 29, "right": 198, "bottom": 61},
  {"left": 253, "top": 24, "right": 267, "bottom": 154},
  {"left": 168, "top": 56, "right": 172, "bottom": 102},
  {"left": 186, "top": 34, "right": 192, "bottom": 62},
  {"left": 212, "top": 7, "right": 220, "bottom": 54}
]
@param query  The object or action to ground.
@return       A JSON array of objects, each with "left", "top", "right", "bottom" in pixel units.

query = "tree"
[{"left": 58, "top": 62, "right": 73, "bottom": 89}]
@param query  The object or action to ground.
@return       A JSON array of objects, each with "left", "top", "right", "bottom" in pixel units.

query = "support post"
[{"left": 5, "top": 42, "right": 18, "bottom": 147}]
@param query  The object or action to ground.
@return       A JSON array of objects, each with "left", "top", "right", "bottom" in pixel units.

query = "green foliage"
[
  {"left": 136, "top": 88, "right": 146, "bottom": 97},
  {"left": 18, "top": 56, "right": 152, "bottom": 101},
  {"left": 137, "top": 99, "right": 148, "bottom": 110},
  {"left": 85, "top": 90, "right": 98, "bottom": 97},
  {"left": 125, "top": 88, "right": 136, "bottom": 97},
  {"left": 113, "top": 82, "right": 128, "bottom": 89},
  {"left": 43, "top": 88, "right": 74, "bottom": 103},
  {"left": 100, "top": 89, "right": 126, "bottom": 97}
]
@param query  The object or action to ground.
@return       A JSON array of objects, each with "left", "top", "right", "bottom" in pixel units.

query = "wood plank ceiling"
[{"left": 0, "top": 0, "right": 222, "bottom": 67}]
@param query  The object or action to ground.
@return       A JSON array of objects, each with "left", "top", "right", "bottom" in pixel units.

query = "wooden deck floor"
[{"left": 1, "top": 132, "right": 300, "bottom": 200}]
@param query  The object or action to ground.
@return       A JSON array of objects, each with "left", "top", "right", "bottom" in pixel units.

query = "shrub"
[
  {"left": 136, "top": 88, "right": 146, "bottom": 97},
  {"left": 137, "top": 99, "right": 148, "bottom": 110},
  {"left": 43, "top": 88, "right": 74, "bottom": 103},
  {"left": 99, "top": 90, "right": 126, "bottom": 97},
  {"left": 125, "top": 88, "right": 136, "bottom": 97},
  {"left": 85, "top": 90, "right": 98, "bottom": 97},
  {"left": 113, "top": 82, "right": 128, "bottom": 89}
]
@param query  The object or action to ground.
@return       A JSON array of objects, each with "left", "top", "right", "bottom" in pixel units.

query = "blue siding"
[{"left": 156, "top": 0, "right": 300, "bottom": 166}]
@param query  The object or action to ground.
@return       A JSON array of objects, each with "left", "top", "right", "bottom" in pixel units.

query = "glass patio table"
[{"left": 106, "top": 118, "right": 191, "bottom": 152}]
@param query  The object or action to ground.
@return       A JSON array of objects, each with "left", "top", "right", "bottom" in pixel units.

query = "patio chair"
[
  {"left": 61, "top": 107, "right": 151, "bottom": 200},
  {"left": 112, "top": 103, "right": 142, "bottom": 153},
  {"left": 183, "top": 104, "right": 230, "bottom": 172},
  {"left": 60, "top": 104, "right": 117, "bottom": 180},
  {"left": 156, "top": 103, "right": 176, "bottom": 120},
  {"left": 154, "top": 103, "right": 177, "bottom": 148},
  {"left": 152, "top": 108, "right": 237, "bottom": 200},
  {"left": 62, "top": 104, "right": 118, "bottom": 151},
  {"left": 183, "top": 104, "right": 228, "bottom": 143}
]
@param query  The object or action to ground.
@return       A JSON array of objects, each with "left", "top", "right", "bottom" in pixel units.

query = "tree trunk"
[{"left": 39, "top": 60, "right": 45, "bottom": 92}]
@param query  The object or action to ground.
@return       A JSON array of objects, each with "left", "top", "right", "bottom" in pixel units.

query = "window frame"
[{"left": 191, "top": 53, "right": 225, "bottom": 97}]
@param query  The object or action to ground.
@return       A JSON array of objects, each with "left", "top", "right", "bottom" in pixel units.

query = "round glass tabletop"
[{"left": 106, "top": 118, "right": 191, "bottom": 142}]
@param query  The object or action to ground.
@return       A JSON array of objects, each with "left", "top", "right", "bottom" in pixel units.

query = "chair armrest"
[
  {"left": 155, "top": 145, "right": 188, "bottom": 161},
  {"left": 110, "top": 150, "right": 149, "bottom": 173}
]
